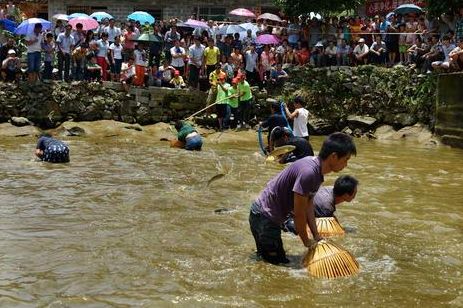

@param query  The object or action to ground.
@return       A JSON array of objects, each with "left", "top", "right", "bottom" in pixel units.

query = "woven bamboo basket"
[
  {"left": 303, "top": 240, "right": 359, "bottom": 279},
  {"left": 316, "top": 217, "right": 345, "bottom": 237}
]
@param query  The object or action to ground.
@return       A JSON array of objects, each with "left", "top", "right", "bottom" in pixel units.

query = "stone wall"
[
  {"left": 0, "top": 81, "right": 207, "bottom": 128},
  {"left": 435, "top": 73, "right": 463, "bottom": 148}
]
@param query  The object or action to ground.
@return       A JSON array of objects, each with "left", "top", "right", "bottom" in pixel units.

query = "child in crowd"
[
  {"left": 120, "top": 57, "right": 135, "bottom": 92},
  {"left": 85, "top": 54, "right": 101, "bottom": 82},
  {"left": 170, "top": 70, "right": 186, "bottom": 88},
  {"left": 41, "top": 33, "right": 55, "bottom": 81}
]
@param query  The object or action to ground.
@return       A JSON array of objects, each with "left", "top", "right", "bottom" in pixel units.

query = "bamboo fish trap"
[
  {"left": 315, "top": 217, "right": 345, "bottom": 237},
  {"left": 303, "top": 240, "right": 359, "bottom": 279}
]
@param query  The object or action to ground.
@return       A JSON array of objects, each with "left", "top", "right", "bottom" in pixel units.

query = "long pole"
[{"left": 184, "top": 95, "right": 236, "bottom": 121}]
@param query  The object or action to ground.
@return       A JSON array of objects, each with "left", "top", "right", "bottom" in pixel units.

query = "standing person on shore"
[
  {"left": 133, "top": 43, "right": 147, "bottom": 86},
  {"left": 56, "top": 24, "right": 75, "bottom": 82},
  {"left": 203, "top": 38, "right": 221, "bottom": 81},
  {"left": 41, "top": 33, "right": 55, "bottom": 81},
  {"left": 284, "top": 96, "right": 309, "bottom": 140},
  {"left": 188, "top": 36, "right": 205, "bottom": 89},
  {"left": 216, "top": 75, "right": 231, "bottom": 131},
  {"left": 237, "top": 73, "right": 253, "bottom": 129},
  {"left": 35, "top": 133, "right": 70, "bottom": 164},
  {"left": 170, "top": 39, "right": 186, "bottom": 75},
  {"left": 95, "top": 32, "right": 110, "bottom": 81},
  {"left": 249, "top": 132, "right": 357, "bottom": 265},
  {"left": 25, "top": 23, "right": 43, "bottom": 83},
  {"left": 109, "top": 35, "right": 124, "bottom": 82}
]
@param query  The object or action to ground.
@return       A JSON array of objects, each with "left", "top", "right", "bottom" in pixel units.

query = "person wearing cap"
[
  {"left": 216, "top": 74, "right": 231, "bottom": 130},
  {"left": 206, "top": 63, "right": 224, "bottom": 108},
  {"left": 228, "top": 78, "right": 240, "bottom": 127},
  {"left": 175, "top": 120, "right": 203, "bottom": 151},
  {"left": 170, "top": 70, "right": 186, "bottom": 88},
  {"left": 353, "top": 38, "right": 369, "bottom": 65},
  {"left": 170, "top": 39, "right": 186, "bottom": 76},
  {"left": 269, "top": 126, "right": 314, "bottom": 164},
  {"left": 0, "top": 38, "right": 18, "bottom": 66},
  {"left": 237, "top": 73, "right": 253, "bottom": 129},
  {"left": 25, "top": 23, "right": 43, "bottom": 83},
  {"left": 1, "top": 48, "right": 20, "bottom": 82},
  {"left": 284, "top": 96, "right": 309, "bottom": 140},
  {"left": 311, "top": 41, "right": 325, "bottom": 67},
  {"left": 188, "top": 36, "right": 205, "bottom": 89},
  {"left": 35, "top": 133, "right": 70, "bottom": 164}
]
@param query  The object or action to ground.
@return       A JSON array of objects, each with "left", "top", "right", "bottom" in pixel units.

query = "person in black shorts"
[{"left": 270, "top": 126, "right": 314, "bottom": 164}]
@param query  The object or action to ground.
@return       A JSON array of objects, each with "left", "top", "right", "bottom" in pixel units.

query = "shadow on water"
[{"left": 0, "top": 136, "right": 462, "bottom": 306}]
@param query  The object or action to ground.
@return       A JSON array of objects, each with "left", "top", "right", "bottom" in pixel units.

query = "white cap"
[
  {"left": 7, "top": 49, "right": 15, "bottom": 54},
  {"left": 358, "top": 38, "right": 365, "bottom": 43},
  {"left": 315, "top": 41, "right": 323, "bottom": 47}
]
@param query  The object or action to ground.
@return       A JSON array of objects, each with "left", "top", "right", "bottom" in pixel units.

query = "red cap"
[{"left": 174, "top": 70, "right": 180, "bottom": 76}]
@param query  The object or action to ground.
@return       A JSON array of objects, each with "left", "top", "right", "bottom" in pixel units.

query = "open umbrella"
[
  {"left": 229, "top": 8, "right": 256, "bottom": 18},
  {"left": 239, "top": 22, "right": 259, "bottom": 34},
  {"left": 257, "top": 13, "right": 282, "bottom": 22},
  {"left": 394, "top": 4, "right": 423, "bottom": 15},
  {"left": 127, "top": 11, "right": 155, "bottom": 24},
  {"left": 256, "top": 34, "right": 280, "bottom": 45},
  {"left": 68, "top": 17, "right": 99, "bottom": 31},
  {"left": 14, "top": 18, "right": 51, "bottom": 35},
  {"left": 0, "top": 19, "right": 17, "bottom": 33},
  {"left": 217, "top": 24, "right": 246, "bottom": 35},
  {"left": 184, "top": 19, "right": 208, "bottom": 29},
  {"left": 69, "top": 13, "right": 89, "bottom": 19},
  {"left": 52, "top": 14, "right": 69, "bottom": 21},
  {"left": 133, "top": 33, "right": 162, "bottom": 43},
  {"left": 90, "top": 11, "right": 113, "bottom": 22}
]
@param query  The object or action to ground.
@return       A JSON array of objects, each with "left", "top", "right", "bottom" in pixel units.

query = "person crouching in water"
[
  {"left": 282, "top": 175, "right": 358, "bottom": 234},
  {"left": 175, "top": 120, "right": 203, "bottom": 151},
  {"left": 35, "top": 133, "right": 70, "bottom": 163},
  {"left": 270, "top": 126, "right": 314, "bottom": 164}
]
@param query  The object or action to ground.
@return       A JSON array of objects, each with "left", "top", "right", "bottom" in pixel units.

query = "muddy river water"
[{"left": 0, "top": 133, "right": 462, "bottom": 307}]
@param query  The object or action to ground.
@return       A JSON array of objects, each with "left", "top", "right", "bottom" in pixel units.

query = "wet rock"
[
  {"left": 347, "top": 115, "right": 377, "bottom": 131},
  {"left": 10, "top": 116, "right": 32, "bottom": 127},
  {"left": 124, "top": 124, "right": 143, "bottom": 131},
  {"left": 394, "top": 113, "right": 418, "bottom": 127},
  {"left": 392, "top": 124, "right": 435, "bottom": 143},
  {"left": 374, "top": 125, "right": 396, "bottom": 140},
  {"left": 0, "top": 123, "right": 40, "bottom": 137},
  {"left": 308, "top": 116, "right": 337, "bottom": 135}
]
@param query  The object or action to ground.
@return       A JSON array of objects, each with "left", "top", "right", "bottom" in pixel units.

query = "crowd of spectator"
[{"left": 0, "top": 6, "right": 462, "bottom": 89}]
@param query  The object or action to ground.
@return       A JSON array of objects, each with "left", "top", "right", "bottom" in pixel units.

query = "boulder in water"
[{"left": 10, "top": 117, "right": 32, "bottom": 127}]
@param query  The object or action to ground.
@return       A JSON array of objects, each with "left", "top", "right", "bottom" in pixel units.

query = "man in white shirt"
[
  {"left": 324, "top": 40, "right": 338, "bottom": 66},
  {"left": 56, "top": 24, "right": 75, "bottom": 81},
  {"left": 188, "top": 36, "right": 205, "bottom": 89},
  {"left": 170, "top": 39, "right": 186, "bottom": 75},
  {"left": 104, "top": 19, "right": 121, "bottom": 45},
  {"left": 353, "top": 38, "right": 369, "bottom": 65},
  {"left": 245, "top": 45, "right": 258, "bottom": 86},
  {"left": 284, "top": 96, "right": 309, "bottom": 140},
  {"left": 25, "top": 23, "right": 43, "bottom": 82}
]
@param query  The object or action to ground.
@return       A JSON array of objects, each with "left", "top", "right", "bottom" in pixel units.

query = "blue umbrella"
[
  {"left": 14, "top": 18, "right": 51, "bottom": 35},
  {"left": 394, "top": 4, "right": 423, "bottom": 15},
  {"left": 69, "top": 13, "right": 89, "bottom": 19},
  {"left": 239, "top": 22, "right": 259, "bottom": 34},
  {"left": 217, "top": 24, "right": 246, "bottom": 35},
  {"left": 90, "top": 11, "right": 113, "bottom": 22},
  {"left": 0, "top": 19, "right": 17, "bottom": 33},
  {"left": 127, "top": 11, "right": 155, "bottom": 24}
]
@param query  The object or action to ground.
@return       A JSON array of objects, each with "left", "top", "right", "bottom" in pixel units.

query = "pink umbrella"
[
  {"left": 256, "top": 34, "right": 280, "bottom": 45},
  {"left": 68, "top": 17, "right": 99, "bottom": 31},
  {"left": 257, "top": 13, "right": 282, "bottom": 22},
  {"left": 184, "top": 19, "right": 208, "bottom": 29},
  {"left": 229, "top": 8, "right": 256, "bottom": 18}
]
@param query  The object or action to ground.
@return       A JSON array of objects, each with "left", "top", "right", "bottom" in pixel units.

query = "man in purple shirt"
[{"left": 249, "top": 133, "right": 357, "bottom": 264}]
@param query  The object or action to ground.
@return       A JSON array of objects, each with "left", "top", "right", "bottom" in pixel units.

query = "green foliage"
[
  {"left": 426, "top": 0, "right": 463, "bottom": 17},
  {"left": 284, "top": 65, "right": 437, "bottom": 126},
  {"left": 274, "top": 0, "right": 366, "bottom": 16}
]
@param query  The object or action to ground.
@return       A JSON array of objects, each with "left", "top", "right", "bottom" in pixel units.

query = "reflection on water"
[{"left": 0, "top": 135, "right": 462, "bottom": 306}]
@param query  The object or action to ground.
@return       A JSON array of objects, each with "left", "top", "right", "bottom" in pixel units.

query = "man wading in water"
[{"left": 249, "top": 132, "right": 356, "bottom": 264}]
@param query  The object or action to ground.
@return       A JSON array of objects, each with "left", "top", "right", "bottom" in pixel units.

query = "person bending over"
[
  {"left": 249, "top": 132, "right": 356, "bottom": 265},
  {"left": 175, "top": 121, "right": 203, "bottom": 151},
  {"left": 35, "top": 133, "right": 70, "bottom": 163},
  {"left": 282, "top": 175, "right": 359, "bottom": 234},
  {"left": 270, "top": 126, "right": 314, "bottom": 164}
]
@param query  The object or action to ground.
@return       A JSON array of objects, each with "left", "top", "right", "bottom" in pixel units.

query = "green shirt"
[
  {"left": 238, "top": 80, "right": 252, "bottom": 101},
  {"left": 177, "top": 123, "right": 196, "bottom": 142},
  {"left": 228, "top": 87, "right": 238, "bottom": 108},
  {"left": 216, "top": 82, "right": 230, "bottom": 104}
]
